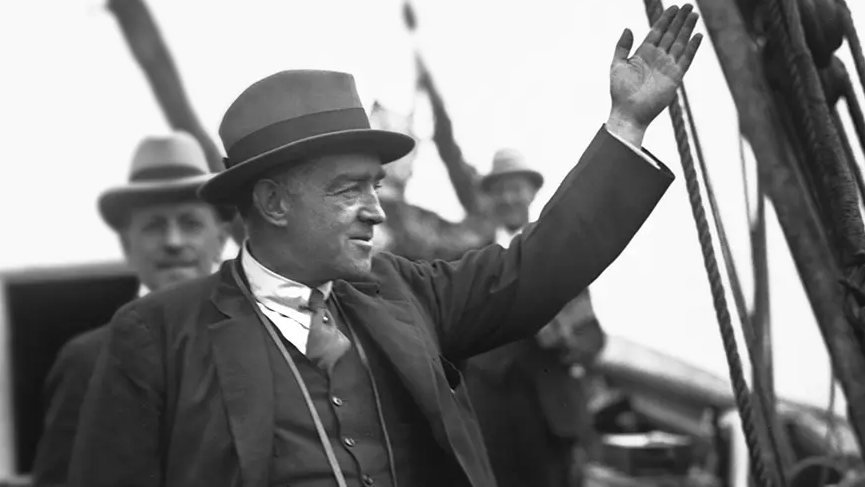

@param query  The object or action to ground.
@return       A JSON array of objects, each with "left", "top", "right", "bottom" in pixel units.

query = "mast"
[{"left": 694, "top": 0, "right": 865, "bottom": 454}]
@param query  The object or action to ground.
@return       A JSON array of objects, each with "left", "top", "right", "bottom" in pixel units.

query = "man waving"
[{"left": 70, "top": 6, "right": 701, "bottom": 487}]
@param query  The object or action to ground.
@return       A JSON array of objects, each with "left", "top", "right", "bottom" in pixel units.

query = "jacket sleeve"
[
  {"left": 392, "top": 127, "right": 674, "bottom": 361},
  {"left": 67, "top": 308, "right": 165, "bottom": 487},
  {"left": 421, "top": 67, "right": 486, "bottom": 217}
]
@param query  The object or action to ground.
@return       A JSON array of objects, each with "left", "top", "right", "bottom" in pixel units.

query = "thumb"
[{"left": 612, "top": 28, "right": 634, "bottom": 63}]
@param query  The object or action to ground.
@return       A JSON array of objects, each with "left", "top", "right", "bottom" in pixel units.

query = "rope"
[
  {"left": 832, "top": 106, "right": 865, "bottom": 247},
  {"left": 640, "top": 2, "right": 781, "bottom": 486},
  {"left": 764, "top": 0, "right": 865, "bottom": 271},
  {"left": 686, "top": 85, "right": 796, "bottom": 475},
  {"left": 822, "top": 57, "right": 865, "bottom": 160},
  {"left": 839, "top": 0, "right": 865, "bottom": 107},
  {"left": 763, "top": 0, "right": 865, "bottom": 458}
]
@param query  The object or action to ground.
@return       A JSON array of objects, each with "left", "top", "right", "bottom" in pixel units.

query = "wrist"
[{"left": 605, "top": 112, "right": 647, "bottom": 148}]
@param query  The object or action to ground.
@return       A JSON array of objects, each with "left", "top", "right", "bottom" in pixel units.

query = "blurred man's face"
[
  {"left": 121, "top": 201, "right": 227, "bottom": 291},
  {"left": 488, "top": 174, "right": 539, "bottom": 231}
]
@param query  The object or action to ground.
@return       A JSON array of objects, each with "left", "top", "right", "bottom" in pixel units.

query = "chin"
[
  {"left": 335, "top": 258, "right": 374, "bottom": 282},
  {"left": 505, "top": 218, "right": 528, "bottom": 230},
  {"left": 153, "top": 269, "right": 203, "bottom": 290}
]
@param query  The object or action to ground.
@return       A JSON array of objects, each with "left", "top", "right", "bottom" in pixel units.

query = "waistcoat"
[{"left": 267, "top": 298, "right": 468, "bottom": 487}]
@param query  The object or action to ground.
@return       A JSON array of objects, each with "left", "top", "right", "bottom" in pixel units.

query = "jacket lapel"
[
  {"left": 333, "top": 281, "right": 452, "bottom": 445},
  {"left": 334, "top": 280, "right": 495, "bottom": 486},
  {"left": 208, "top": 265, "right": 274, "bottom": 487}
]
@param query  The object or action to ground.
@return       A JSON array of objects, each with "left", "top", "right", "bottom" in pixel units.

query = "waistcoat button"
[
  {"left": 343, "top": 437, "right": 356, "bottom": 447},
  {"left": 332, "top": 396, "right": 344, "bottom": 406},
  {"left": 363, "top": 474, "right": 375, "bottom": 485}
]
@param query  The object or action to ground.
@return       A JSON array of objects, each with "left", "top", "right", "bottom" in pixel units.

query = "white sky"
[{"left": 2, "top": 0, "right": 865, "bottom": 414}]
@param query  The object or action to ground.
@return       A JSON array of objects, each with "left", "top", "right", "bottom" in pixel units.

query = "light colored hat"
[
  {"left": 199, "top": 70, "right": 416, "bottom": 205},
  {"left": 98, "top": 132, "right": 224, "bottom": 229},
  {"left": 480, "top": 148, "right": 544, "bottom": 192}
]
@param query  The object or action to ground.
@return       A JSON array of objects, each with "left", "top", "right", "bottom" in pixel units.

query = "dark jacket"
[
  {"left": 68, "top": 128, "right": 672, "bottom": 487},
  {"left": 31, "top": 327, "right": 108, "bottom": 487}
]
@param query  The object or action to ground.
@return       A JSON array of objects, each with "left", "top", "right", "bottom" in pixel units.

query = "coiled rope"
[{"left": 641, "top": 2, "right": 783, "bottom": 486}]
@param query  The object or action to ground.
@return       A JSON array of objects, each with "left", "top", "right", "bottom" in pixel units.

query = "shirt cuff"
[{"left": 605, "top": 127, "right": 660, "bottom": 169}]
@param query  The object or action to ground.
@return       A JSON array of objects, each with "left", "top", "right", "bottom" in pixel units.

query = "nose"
[
  {"left": 163, "top": 221, "right": 185, "bottom": 249},
  {"left": 501, "top": 189, "right": 522, "bottom": 205},
  {"left": 359, "top": 191, "right": 386, "bottom": 226}
]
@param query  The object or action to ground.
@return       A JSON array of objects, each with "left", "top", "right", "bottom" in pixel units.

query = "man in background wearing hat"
[
  {"left": 32, "top": 132, "right": 232, "bottom": 487},
  {"left": 464, "top": 148, "right": 606, "bottom": 487},
  {"left": 70, "top": 6, "right": 701, "bottom": 487},
  {"left": 420, "top": 39, "right": 606, "bottom": 487}
]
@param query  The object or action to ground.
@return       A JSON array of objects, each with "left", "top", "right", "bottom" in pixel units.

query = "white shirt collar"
[
  {"left": 137, "top": 284, "right": 150, "bottom": 298},
  {"left": 240, "top": 242, "right": 333, "bottom": 313},
  {"left": 136, "top": 261, "right": 220, "bottom": 299},
  {"left": 495, "top": 226, "right": 522, "bottom": 249}
]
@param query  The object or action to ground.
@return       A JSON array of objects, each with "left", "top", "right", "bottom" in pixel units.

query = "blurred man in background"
[
  {"left": 463, "top": 150, "right": 607, "bottom": 487},
  {"left": 418, "top": 42, "right": 608, "bottom": 487},
  {"left": 31, "top": 132, "right": 232, "bottom": 487}
]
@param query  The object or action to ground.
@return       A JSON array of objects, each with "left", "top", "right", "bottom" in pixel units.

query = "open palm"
[{"left": 609, "top": 4, "right": 703, "bottom": 129}]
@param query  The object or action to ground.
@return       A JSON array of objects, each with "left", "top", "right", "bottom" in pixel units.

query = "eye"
[
  {"left": 180, "top": 218, "right": 205, "bottom": 231},
  {"left": 339, "top": 184, "right": 361, "bottom": 195},
  {"left": 140, "top": 220, "right": 165, "bottom": 233}
]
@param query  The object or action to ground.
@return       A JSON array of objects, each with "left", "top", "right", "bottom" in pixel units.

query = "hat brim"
[
  {"left": 480, "top": 170, "right": 544, "bottom": 192},
  {"left": 198, "top": 128, "right": 416, "bottom": 205},
  {"left": 99, "top": 174, "right": 234, "bottom": 230}
]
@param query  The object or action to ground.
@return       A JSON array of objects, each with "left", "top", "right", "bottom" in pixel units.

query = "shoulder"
[
  {"left": 369, "top": 251, "right": 434, "bottom": 288},
  {"left": 59, "top": 326, "right": 109, "bottom": 360},
  {"left": 104, "top": 270, "right": 225, "bottom": 352},
  {"left": 50, "top": 326, "right": 109, "bottom": 386},
  {"left": 117, "top": 271, "right": 222, "bottom": 323}
]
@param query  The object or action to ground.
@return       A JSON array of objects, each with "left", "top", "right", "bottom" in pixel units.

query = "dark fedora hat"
[
  {"left": 98, "top": 132, "right": 233, "bottom": 230},
  {"left": 199, "top": 70, "right": 416, "bottom": 205}
]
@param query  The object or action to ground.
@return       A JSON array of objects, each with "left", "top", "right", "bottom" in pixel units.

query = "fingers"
[
  {"left": 643, "top": 5, "right": 679, "bottom": 46},
  {"left": 612, "top": 28, "right": 635, "bottom": 63},
  {"left": 669, "top": 11, "right": 700, "bottom": 59},
  {"left": 676, "top": 33, "right": 704, "bottom": 73},
  {"left": 658, "top": 4, "right": 693, "bottom": 51}
]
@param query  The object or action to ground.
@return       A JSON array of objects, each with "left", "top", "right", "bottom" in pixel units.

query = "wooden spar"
[
  {"left": 693, "top": 0, "right": 865, "bottom": 453},
  {"left": 751, "top": 187, "right": 775, "bottom": 437},
  {"left": 107, "top": 0, "right": 245, "bottom": 243},
  {"left": 107, "top": 0, "right": 222, "bottom": 174}
]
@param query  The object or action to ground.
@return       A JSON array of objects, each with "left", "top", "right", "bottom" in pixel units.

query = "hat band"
[
  {"left": 226, "top": 107, "right": 370, "bottom": 166},
  {"left": 131, "top": 164, "right": 207, "bottom": 182}
]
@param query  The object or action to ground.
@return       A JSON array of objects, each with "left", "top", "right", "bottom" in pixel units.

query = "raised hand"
[{"left": 607, "top": 4, "right": 703, "bottom": 141}]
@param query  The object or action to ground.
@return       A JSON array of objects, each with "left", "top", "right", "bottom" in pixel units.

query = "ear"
[
  {"left": 118, "top": 230, "right": 132, "bottom": 255},
  {"left": 216, "top": 221, "right": 230, "bottom": 247},
  {"left": 251, "top": 178, "right": 291, "bottom": 227}
]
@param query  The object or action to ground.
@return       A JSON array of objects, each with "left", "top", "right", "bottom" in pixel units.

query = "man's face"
[
  {"left": 121, "top": 201, "right": 227, "bottom": 291},
  {"left": 488, "top": 174, "right": 539, "bottom": 231},
  {"left": 277, "top": 153, "right": 386, "bottom": 283}
]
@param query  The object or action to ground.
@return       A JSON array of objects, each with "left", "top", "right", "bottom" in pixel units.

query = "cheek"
[
  {"left": 292, "top": 200, "right": 360, "bottom": 253},
  {"left": 125, "top": 235, "right": 160, "bottom": 263},
  {"left": 189, "top": 231, "right": 225, "bottom": 259}
]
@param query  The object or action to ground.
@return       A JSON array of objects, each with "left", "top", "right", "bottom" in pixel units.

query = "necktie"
[{"left": 304, "top": 289, "right": 351, "bottom": 372}]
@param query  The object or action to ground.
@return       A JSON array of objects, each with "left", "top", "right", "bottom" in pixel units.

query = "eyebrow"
[{"left": 327, "top": 168, "right": 386, "bottom": 189}]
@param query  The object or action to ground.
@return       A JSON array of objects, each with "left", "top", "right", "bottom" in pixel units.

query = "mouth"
[
  {"left": 154, "top": 260, "right": 199, "bottom": 271},
  {"left": 349, "top": 235, "right": 374, "bottom": 249}
]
